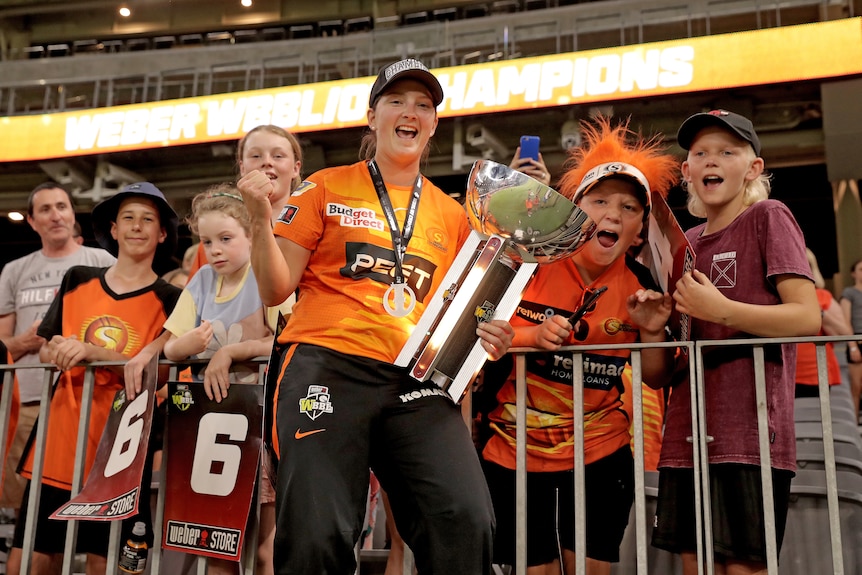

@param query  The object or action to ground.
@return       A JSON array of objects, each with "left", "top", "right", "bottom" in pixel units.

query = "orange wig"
[{"left": 557, "top": 116, "right": 679, "bottom": 205}]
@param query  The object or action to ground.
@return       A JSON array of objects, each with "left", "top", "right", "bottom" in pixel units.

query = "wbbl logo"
[{"left": 298, "top": 385, "right": 334, "bottom": 420}]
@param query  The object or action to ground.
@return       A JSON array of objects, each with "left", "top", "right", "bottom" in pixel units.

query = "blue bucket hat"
[{"left": 92, "top": 182, "right": 178, "bottom": 261}]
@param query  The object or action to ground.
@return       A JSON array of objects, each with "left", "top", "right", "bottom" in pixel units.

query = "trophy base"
[{"left": 395, "top": 231, "right": 537, "bottom": 402}]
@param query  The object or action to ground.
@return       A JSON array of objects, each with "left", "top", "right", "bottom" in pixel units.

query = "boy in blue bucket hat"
[{"left": 7, "top": 182, "right": 182, "bottom": 575}]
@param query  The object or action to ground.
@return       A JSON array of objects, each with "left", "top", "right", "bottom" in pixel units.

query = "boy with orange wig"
[{"left": 481, "top": 116, "right": 678, "bottom": 574}]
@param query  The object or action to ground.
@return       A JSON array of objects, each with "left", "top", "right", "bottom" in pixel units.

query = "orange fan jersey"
[
  {"left": 25, "top": 266, "right": 179, "bottom": 489},
  {"left": 483, "top": 255, "right": 659, "bottom": 472},
  {"left": 620, "top": 366, "right": 666, "bottom": 472},
  {"left": 0, "top": 342, "right": 20, "bottom": 496},
  {"left": 795, "top": 288, "right": 841, "bottom": 386}
]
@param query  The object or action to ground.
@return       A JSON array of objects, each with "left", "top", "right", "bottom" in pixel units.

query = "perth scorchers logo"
[
  {"left": 426, "top": 227, "right": 449, "bottom": 252},
  {"left": 81, "top": 315, "right": 141, "bottom": 353}
]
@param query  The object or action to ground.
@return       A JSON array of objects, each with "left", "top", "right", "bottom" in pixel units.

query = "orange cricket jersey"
[
  {"left": 25, "top": 267, "right": 179, "bottom": 489},
  {"left": 273, "top": 161, "right": 472, "bottom": 364},
  {"left": 483, "top": 255, "right": 658, "bottom": 472},
  {"left": 620, "top": 366, "right": 666, "bottom": 472},
  {"left": 0, "top": 343, "right": 20, "bottom": 496}
]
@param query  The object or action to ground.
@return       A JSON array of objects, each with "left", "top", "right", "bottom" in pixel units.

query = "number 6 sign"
[
  {"left": 51, "top": 354, "right": 158, "bottom": 521},
  {"left": 162, "top": 382, "right": 263, "bottom": 561}
]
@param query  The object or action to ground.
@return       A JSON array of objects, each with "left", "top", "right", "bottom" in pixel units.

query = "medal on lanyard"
[{"left": 367, "top": 160, "right": 423, "bottom": 318}]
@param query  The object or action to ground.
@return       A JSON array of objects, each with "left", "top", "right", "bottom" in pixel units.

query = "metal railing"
[
  {"left": 0, "top": 334, "right": 858, "bottom": 574},
  {"left": 508, "top": 334, "right": 858, "bottom": 575}
]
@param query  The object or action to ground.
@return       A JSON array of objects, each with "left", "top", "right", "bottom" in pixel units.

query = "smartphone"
[{"left": 519, "top": 135, "right": 540, "bottom": 162}]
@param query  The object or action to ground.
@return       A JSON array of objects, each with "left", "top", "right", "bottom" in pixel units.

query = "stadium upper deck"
[{"left": 0, "top": 0, "right": 859, "bottom": 272}]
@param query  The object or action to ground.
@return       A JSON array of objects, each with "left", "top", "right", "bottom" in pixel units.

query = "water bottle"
[{"left": 118, "top": 521, "right": 148, "bottom": 574}]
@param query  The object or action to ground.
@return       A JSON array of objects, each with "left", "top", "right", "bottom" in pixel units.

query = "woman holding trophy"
[{"left": 238, "top": 59, "right": 513, "bottom": 575}]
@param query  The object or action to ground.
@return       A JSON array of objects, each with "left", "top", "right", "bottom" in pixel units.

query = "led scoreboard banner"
[{"left": 1, "top": 18, "right": 861, "bottom": 162}]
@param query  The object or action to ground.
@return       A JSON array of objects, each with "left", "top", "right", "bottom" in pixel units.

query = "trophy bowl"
[{"left": 466, "top": 160, "right": 595, "bottom": 262}]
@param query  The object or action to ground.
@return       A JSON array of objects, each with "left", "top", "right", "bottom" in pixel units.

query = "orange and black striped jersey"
[
  {"left": 0, "top": 342, "right": 20, "bottom": 493},
  {"left": 273, "top": 161, "right": 471, "bottom": 364},
  {"left": 26, "top": 266, "right": 180, "bottom": 489},
  {"left": 483, "top": 255, "right": 658, "bottom": 472},
  {"left": 620, "top": 366, "right": 666, "bottom": 472}
]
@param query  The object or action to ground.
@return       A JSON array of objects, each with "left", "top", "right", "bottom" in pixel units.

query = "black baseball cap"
[
  {"left": 677, "top": 109, "right": 762, "bottom": 156},
  {"left": 92, "top": 182, "right": 178, "bottom": 260},
  {"left": 369, "top": 59, "right": 444, "bottom": 108}
]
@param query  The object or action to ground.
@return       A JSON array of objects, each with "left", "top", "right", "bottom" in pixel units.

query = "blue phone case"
[{"left": 519, "top": 135, "right": 540, "bottom": 161}]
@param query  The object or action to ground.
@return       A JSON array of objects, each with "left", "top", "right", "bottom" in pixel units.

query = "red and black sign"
[
  {"left": 162, "top": 382, "right": 262, "bottom": 561},
  {"left": 51, "top": 355, "right": 157, "bottom": 521}
]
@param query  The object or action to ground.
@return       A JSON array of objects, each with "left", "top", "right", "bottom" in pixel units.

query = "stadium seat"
[
  {"left": 153, "top": 36, "right": 176, "bottom": 49},
  {"left": 101, "top": 39, "right": 124, "bottom": 53},
  {"left": 796, "top": 390, "right": 858, "bottom": 425},
  {"left": 179, "top": 33, "right": 203, "bottom": 46},
  {"left": 464, "top": 3, "right": 490, "bottom": 18},
  {"left": 796, "top": 439, "right": 862, "bottom": 474},
  {"left": 373, "top": 15, "right": 400, "bottom": 29},
  {"left": 794, "top": 404, "right": 857, "bottom": 426},
  {"left": 205, "top": 31, "right": 233, "bottom": 45},
  {"left": 23, "top": 45, "right": 45, "bottom": 59},
  {"left": 795, "top": 421, "right": 861, "bottom": 448},
  {"left": 433, "top": 7, "right": 458, "bottom": 21},
  {"left": 781, "top": 469, "right": 862, "bottom": 575},
  {"left": 47, "top": 43, "right": 70, "bottom": 57},
  {"left": 126, "top": 37, "right": 151, "bottom": 51},
  {"left": 72, "top": 39, "right": 102, "bottom": 54},
  {"left": 525, "top": 0, "right": 551, "bottom": 9},
  {"left": 261, "top": 27, "right": 287, "bottom": 41},
  {"left": 319, "top": 19, "right": 343, "bottom": 37},
  {"left": 233, "top": 29, "right": 259, "bottom": 43},
  {"left": 403, "top": 11, "right": 429, "bottom": 26},
  {"left": 345, "top": 17, "right": 372, "bottom": 34},
  {"left": 288, "top": 24, "right": 314, "bottom": 39},
  {"left": 491, "top": 0, "right": 520, "bottom": 14}
]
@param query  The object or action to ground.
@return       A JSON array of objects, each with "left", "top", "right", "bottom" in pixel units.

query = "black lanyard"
[{"left": 367, "top": 160, "right": 423, "bottom": 285}]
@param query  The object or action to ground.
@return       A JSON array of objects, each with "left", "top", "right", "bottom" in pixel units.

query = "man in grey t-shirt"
[{"left": 0, "top": 182, "right": 115, "bottom": 511}]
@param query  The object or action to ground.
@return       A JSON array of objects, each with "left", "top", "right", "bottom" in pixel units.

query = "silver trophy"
[{"left": 395, "top": 160, "right": 595, "bottom": 402}]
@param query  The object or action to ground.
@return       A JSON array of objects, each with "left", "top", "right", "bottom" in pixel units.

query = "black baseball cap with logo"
[
  {"left": 677, "top": 109, "right": 762, "bottom": 156},
  {"left": 368, "top": 59, "right": 444, "bottom": 108}
]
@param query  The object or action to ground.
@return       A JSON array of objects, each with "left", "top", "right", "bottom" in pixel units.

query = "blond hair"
[{"left": 187, "top": 183, "right": 251, "bottom": 237}]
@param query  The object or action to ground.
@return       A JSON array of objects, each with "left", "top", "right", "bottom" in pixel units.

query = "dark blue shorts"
[
  {"left": 13, "top": 481, "right": 153, "bottom": 556},
  {"left": 484, "top": 444, "right": 634, "bottom": 566},
  {"left": 652, "top": 463, "right": 792, "bottom": 564}
]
